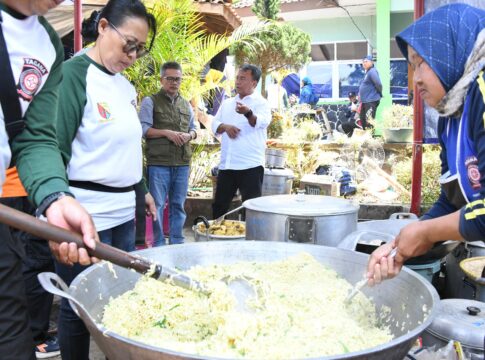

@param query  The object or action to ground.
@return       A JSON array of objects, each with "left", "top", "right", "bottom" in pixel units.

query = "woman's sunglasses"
[{"left": 109, "top": 23, "right": 149, "bottom": 59}]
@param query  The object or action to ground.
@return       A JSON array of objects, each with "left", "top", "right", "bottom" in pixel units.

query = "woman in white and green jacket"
[{"left": 55, "top": 0, "right": 156, "bottom": 358}]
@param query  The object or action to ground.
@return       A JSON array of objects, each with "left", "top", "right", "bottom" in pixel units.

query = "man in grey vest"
[{"left": 139, "top": 62, "right": 197, "bottom": 246}]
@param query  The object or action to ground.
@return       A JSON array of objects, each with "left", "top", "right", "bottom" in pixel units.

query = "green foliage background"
[
  {"left": 124, "top": 0, "right": 267, "bottom": 102},
  {"left": 232, "top": 0, "right": 311, "bottom": 96}
]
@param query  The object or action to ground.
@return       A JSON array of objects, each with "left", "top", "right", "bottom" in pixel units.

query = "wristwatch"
[
  {"left": 35, "top": 191, "right": 74, "bottom": 218},
  {"left": 244, "top": 109, "right": 253, "bottom": 119}
]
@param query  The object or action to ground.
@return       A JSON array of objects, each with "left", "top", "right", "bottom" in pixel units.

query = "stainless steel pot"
[
  {"left": 351, "top": 215, "right": 460, "bottom": 264},
  {"left": 244, "top": 194, "right": 358, "bottom": 246},
  {"left": 262, "top": 167, "right": 294, "bottom": 196},
  {"left": 39, "top": 241, "right": 439, "bottom": 360},
  {"left": 421, "top": 299, "right": 485, "bottom": 360},
  {"left": 265, "top": 148, "right": 286, "bottom": 168},
  {"left": 444, "top": 241, "right": 485, "bottom": 300},
  {"left": 192, "top": 220, "right": 246, "bottom": 242}
]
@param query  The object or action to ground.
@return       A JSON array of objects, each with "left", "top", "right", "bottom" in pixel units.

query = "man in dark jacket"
[{"left": 358, "top": 55, "right": 382, "bottom": 130}]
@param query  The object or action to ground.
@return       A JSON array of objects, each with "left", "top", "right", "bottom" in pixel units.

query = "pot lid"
[
  {"left": 357, "top": 219, "right": 416, "bottom": 237},
  {"left": 468, "top": 241, "right": 485, "bottom": 249},
  {"left": 426, "top": 299, "right": 485, "bottom": 350},
  {"left": 243, "top": 194, "right": 359, "bottom": 216},
  {"left": 264, "top": 167, "right": 294, "bottom": 177}
]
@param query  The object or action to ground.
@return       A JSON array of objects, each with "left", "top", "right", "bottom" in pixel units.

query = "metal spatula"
[
  {"left": 0, "top": 203, "right": 255, "bottom": 300},
  {"left": 345, "top": 248, "right": 398, "bottom": 303},
  {"left": 213, "top": 205, "right": 244, "bottom": 225}
]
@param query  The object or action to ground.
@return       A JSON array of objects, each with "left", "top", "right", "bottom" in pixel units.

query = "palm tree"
[{"left": 124, "top": 0, "right": 267, "bottom": 103}]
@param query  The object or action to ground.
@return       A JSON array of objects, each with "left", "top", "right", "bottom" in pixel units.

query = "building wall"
[
  {"left": 286, "top": 13, "right": 413, "bottom": 102},
  {"left": 291, "top": 16, "right": 376, "bottom": 45},
  {"left": 390, "top": 12, "right": 414, "bottom": 37},
  {"left": 290, "top": 13, "right": 413, "bottom": 46}
]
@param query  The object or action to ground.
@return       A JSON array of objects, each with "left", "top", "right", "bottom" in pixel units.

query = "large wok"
[{"left": 40, "top": 241, "right": 439, "bottom": 360}]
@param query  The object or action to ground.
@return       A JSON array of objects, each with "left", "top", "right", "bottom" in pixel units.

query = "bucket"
[{"left": 405, "top": 260, "right": 441, "bottom": 283}]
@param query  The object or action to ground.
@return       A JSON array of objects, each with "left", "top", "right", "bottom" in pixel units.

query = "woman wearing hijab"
[
  {"left": 367, "top": 3, "right": 485, "bottom": 285},
  {"left": 54, "top": 0, "right": 157, "bottom": 358},
  {"left": 299, "top": 76, "right": 318, "bottom": 106}
]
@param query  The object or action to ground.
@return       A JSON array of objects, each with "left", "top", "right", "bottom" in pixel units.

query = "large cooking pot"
[
  {"left": 262, "top": 167, "right": 294, "bottom": 196},
  {"left": 192, "top": 219, "right": 246, "bottom": 242},
  {"left": 39, "top": 241, "right": 439, "bottom": 360},
  {"left": 421, "top": 299, "right": 484, "bottom": 360},
  {"left": 265, "top": 148, "right": 286, "bottom": 168},
  {"left": 244, "top": 194, "right": 358, "bottom": 246},
  {"left": 444, "top": 241, "right": 485, "bottom": 300},
  {"left": 349, "top": 215, "right": 460, "bottom": 264}
]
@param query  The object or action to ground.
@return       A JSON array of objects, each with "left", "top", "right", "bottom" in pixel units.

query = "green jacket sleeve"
[
  {"left": 56, "top": 57, "right": 88, "bottom": 167},
  {"left": 11, "top": 17, "right": 69, "bottom": 207}
]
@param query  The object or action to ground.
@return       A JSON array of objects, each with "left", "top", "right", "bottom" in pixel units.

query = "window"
[
  {"left": 390, "top": 60, "right": 408, "bottom": 101},
  {"left": 390, "top": 39, "right": 403, "bottom": 59},
  {"left": 310, "top": 44, "right": 335, "bottom": 61},
  {"left": 336, "top": 42, "right": 367, "bottom": 60},
  {"left": 339, "top": 63, "right": 365, "bottom": 98},
  {"left": 306, "top": 63, "right": 332, "bottom": 98},
  {"left": 304, "top": 41, "right": 369, "bottom": 99},
  {"left": 301, "top": 40, "right": 409, "bottom": 100}
]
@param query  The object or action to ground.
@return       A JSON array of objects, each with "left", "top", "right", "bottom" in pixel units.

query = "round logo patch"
[
  {"left": 20, "top": 69, "right": 42, "bottom": 94},
  {"left": 16, "top": 58, "right": 48, "bottom": 102}
]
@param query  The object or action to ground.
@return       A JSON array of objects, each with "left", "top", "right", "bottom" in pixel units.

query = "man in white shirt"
[{"left": 211, "top": 64, "right": 271, "bottom": 218}]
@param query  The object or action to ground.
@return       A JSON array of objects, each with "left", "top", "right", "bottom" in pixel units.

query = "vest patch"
[
  {"left": 16, "top": 57, "right": 48, "bottom": 102},
  {"left": 465, "top": 156, "right": 481, "bottom": 190}
]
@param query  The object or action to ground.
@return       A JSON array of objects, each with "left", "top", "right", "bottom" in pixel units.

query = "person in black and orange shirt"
[
  {"left": 1, "top": 169, "right": 60, "bottom": 358},
  {"left": 0, "top": 1, "right": 98, "bottom": 359}
]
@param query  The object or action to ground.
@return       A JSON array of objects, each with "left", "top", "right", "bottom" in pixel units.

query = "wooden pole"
[
  {"left": 74, "top": 0, "right": 83, "bottom": 52},
  {"left": 410, "top": 0, "right": 425, "bottom": 215}
]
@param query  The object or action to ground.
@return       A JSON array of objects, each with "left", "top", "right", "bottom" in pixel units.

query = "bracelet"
[
  {"left": 244, "top": 109, "right": 253, "bottom": 119},
  {"left": 35, "top": 191, "right": 74, "bottom": 218}
]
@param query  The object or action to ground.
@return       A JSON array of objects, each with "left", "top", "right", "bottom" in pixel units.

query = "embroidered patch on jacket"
[
  {"left": 16, "top": 58, "right": 48, "bottom": 102},
  {"left": 465, "top": 156, "right": 481, "bottom": 190},
  {"left": 97, "top": 102, "right": 114, "bottom": 123}
]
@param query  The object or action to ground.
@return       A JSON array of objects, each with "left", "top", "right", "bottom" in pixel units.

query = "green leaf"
[
  {"left": 154, "top": 315, "right": 167, "bottom": 328},
  {"left": 338, "top": 340, "right": 350, "bottom": 353}
]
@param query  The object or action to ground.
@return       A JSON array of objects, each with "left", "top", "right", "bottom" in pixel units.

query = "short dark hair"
[
  {"left": 160, "top": 62, "right": 182, "bottom": 77},
  {"left": 239, "top": 64, "right": 261, "bottom": 82}
]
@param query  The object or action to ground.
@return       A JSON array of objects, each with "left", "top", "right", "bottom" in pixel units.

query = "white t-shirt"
[
  {"left": 57, "top": 54, "right": 142, "bottom": 231},
  {"left": 211, "top": 92, "right": 271, "bottom": 170},
  {"left": 0, "top": 7, "right": 60, "bottom": 195}
]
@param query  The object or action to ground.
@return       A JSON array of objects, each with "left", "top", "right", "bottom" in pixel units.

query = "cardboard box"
[{"left": 299, "top": 175, "right": 340, "bottom": 197}]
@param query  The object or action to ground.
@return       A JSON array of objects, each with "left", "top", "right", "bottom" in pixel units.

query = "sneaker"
[{"left": 35, "top": 336, "right": 61, "bottom": 359}]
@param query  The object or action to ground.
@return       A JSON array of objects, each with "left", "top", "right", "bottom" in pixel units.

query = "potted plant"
[{"left": 382, "top": 104, "right": 413, "bottom": 143}]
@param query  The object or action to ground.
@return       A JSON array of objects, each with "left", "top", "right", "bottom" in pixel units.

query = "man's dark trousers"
[
  {"left": 0, "top": 220, "right": 36, "bottom": 360},
  {"left": 360, "top": 100, "right": 380, "bottom": 129},
  {"left": 212, "top": 166, "right": 264, "bottom": 219},
  {"left": 1, "top": 197, "right": 55, "bottom": 346}
]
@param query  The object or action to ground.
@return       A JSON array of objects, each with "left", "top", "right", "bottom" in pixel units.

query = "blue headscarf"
[
  {"left": 396, "top": 3, "right": 485, "bottom": 92},
  {"left": 302, "top": 76, "right": 312, "bottom": 86}
]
